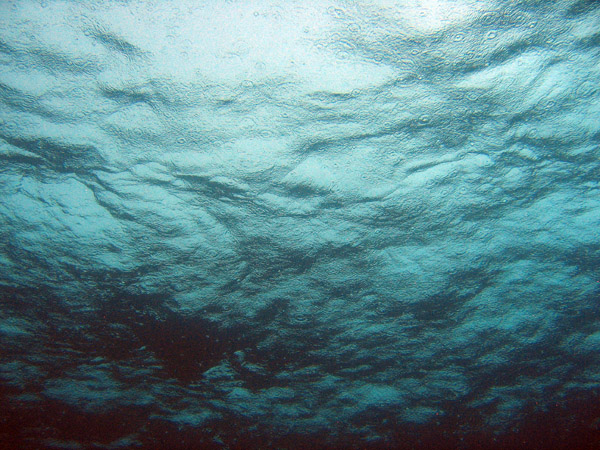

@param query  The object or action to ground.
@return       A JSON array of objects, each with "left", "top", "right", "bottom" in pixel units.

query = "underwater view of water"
[{"left": 1, "top": 0, "right": 599, "bottom": 449}]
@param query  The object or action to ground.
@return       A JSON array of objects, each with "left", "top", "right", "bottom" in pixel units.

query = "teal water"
[{"left": 1, "top": 1, "right": 599, "bottom": 449}]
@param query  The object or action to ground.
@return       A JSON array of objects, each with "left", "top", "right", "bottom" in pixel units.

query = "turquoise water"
[{"left": 1, "top": 1, "right": 599, "bottom": 448}]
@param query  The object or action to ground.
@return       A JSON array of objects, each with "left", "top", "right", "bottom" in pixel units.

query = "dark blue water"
[{"left": 1, "top": 1, "right": 600, "bottom": 449}]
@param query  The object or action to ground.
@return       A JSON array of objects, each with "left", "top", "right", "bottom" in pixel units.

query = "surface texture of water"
[{"left": 1, "top": 0, "right": 600, "bottom": 448}]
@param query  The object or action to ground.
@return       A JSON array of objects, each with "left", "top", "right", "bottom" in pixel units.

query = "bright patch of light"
[{"left": 370, "top": 0, "right": 480, "bottom": 33}]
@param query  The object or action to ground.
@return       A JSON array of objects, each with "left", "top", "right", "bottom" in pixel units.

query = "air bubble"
[
  {"left": 290, "top": 313, "right": 310, "bottom": 325},
  {"left": 332, "top": 7, "right": 345, "bottom": 18},
  {"left": 347, "top": 23, "right": 361, "bottom": 33},
  {"left": 486, "top": 30, "right": 497, "bottom": 40},
  {"left": 480, "top": 11, "right": 500, "bottom": 25}
]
